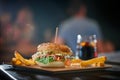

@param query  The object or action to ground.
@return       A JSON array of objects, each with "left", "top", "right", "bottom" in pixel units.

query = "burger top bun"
[{"left": 37, "top": 43, "right": 73, "bottom": 55}]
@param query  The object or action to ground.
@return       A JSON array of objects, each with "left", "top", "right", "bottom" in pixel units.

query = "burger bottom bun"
[{"left": 35, "top": 61, "right": 65, "bottom": 68}]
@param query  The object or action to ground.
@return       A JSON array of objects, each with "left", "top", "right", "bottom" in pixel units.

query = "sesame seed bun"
[{"left": 37, "top": 43, "right": 73, "bottom": 55}]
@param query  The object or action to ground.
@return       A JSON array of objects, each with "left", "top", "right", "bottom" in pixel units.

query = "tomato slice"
[
  {"left": 56, "top": 57, "right": 60, "bottom": 61},
  {"left": 65, "top": 59, "right": 71, "bottom": 66}
]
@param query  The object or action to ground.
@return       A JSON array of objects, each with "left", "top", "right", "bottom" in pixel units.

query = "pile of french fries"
[
  {"left": 71, "top": 56, "right": 106, "bottom": 67},
  {"left": 80, "top": 56, "right": 106, "bottom": 67},
  {"left": 12, "top": 51, "right": 35, "bottom": 66}
]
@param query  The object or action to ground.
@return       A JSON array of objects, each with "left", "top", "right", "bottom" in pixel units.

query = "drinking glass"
[{"left": 76, "top": 34, "right": 97, "bottom": 60}]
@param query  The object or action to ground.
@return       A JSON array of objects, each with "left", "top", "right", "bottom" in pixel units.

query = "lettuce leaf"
[{"left": 35, "top": 56, "right": 54, "bottom": 64}]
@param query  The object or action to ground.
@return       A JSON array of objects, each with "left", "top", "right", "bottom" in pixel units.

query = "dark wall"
[{"left": 88, "top": 0, "right": 120, "bottom": 51}]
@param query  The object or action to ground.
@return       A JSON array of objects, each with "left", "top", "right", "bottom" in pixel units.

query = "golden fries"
[
  {"left": 80, "top": 56, "right": 106, "bottom": 67},
  {"left": 12, "top": 51, "right": 35, "bottom": 66},
  {"left": 69, "top": 56, "right": 106, "bottom": 67}
]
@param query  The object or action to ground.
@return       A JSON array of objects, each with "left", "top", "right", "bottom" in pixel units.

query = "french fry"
[
  {"left": 28, "top": 59, "right": 35, "bottom": 65},
  {"left": 15, "top": 60, "right": 22, "bottom": 65},
  {"left": 97, "top": 62, "right": 104, "bottom": 67},
  {"left": 12, "top": 58, "right": 17, "bottom": 63},
  {"left": 69, "top": 59, "right": 82, "bottom": 67},
  {"left": 80, "top": 56, "right": 106, "bottom": 67},
  {"left": 25, "top": 59, "right": 35, "bottom": 66},
  {"left": 12, "top": 58, "right": 17, "bottom": 64},
  {"left": 12, "top": 51, "right": 35, "bottom": 66},
  {"left": 91, "top": 63, "right": 97, "bottom": 67},
  {"left": 71, "top": 59, "right": 82, "bottom": 63},
  {"left": 14, "top": 51, "right": 26, "bottom": 64}
]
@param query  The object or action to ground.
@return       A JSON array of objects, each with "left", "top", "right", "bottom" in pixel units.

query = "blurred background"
[{"left": 0, "top": 0, "right": 120, "bottom": 63}]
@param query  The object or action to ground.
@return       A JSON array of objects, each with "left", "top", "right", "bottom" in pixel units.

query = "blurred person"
[
  {"left": 0, "top": 13, "right": 13, "bottom": 46},
  {"left": 0, "top": 12, "right": 14, "bottom": 63},
  {"left": 13, "top": 7, "right": 36, "bottom": 57},
  {"left": 57, "top": 0, "right": 114, "bottom": 54}
]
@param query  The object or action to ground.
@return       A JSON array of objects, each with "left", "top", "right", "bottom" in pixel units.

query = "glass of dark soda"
[{"left": 77, "top": 35, "right": 97, "bottom": 60}]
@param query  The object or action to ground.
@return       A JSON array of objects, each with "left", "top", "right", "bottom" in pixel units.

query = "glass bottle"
[{"left": 75, "top": 34, "right": 82, "bottom": 59}]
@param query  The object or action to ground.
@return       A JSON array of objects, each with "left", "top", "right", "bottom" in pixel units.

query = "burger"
[{"left": 32, "top": 43, "right": 73, "bottom": 67}]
